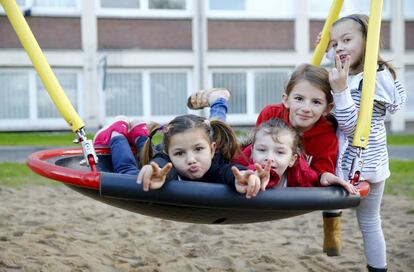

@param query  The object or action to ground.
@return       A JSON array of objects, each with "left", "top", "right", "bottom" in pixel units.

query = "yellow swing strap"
[
  {"left": 310, "top": 0, "right": 344, "bottom": 66},
  {"left": 353, "top": 0, "right": 383, "bottom": 148},
  {"left": 0, "top": 0, "right": 84, "bottom": 132}
]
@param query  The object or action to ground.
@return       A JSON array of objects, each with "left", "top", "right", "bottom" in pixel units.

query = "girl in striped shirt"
[{"left": 329, "top": 14, "right": 406, "bottom": 272}]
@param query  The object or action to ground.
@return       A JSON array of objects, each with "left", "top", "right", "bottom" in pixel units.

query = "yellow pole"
[
  {"left": 310, "top": 0, "right": 344, "bottom": 66},
  {"left": 0, "top": 0, "right": 84, "bottom": 132},
  {"left": 352, "top": 0, "right": 383, "bottom": 148}
]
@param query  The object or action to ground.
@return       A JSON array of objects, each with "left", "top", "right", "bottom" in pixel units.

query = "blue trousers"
[
  {"left": 209, "top": 98, "right": 228, "bottom": 122},
  {"left": 109, "top": 135, "right": 146, "bottom": 175}
]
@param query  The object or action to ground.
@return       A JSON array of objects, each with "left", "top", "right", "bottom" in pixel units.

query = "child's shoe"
[
  {"left": 187, "top": 88, "right": 230, "bottom": 110},
  {"left": 127, "top": 119, "right": 149, "bottom": 146},
  {"left": 93, "top": 116, "right": 129, "bottom": 147}
]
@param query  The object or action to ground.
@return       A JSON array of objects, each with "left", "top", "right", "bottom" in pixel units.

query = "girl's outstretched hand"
[
  {"left": 320, "top": 172, "right": 359, "bottom": 195},
  {"left": 329, "top": 54, "right": 350, "bottom": 93},
  {"left": 137, "top": 162, "right": 173, "bottom": 191},
  {"left": 231, "top": 167, "right": 261, "bottom": 199},
  {"left": 254, "top": 160, "right": 272, "bottom": 191}
]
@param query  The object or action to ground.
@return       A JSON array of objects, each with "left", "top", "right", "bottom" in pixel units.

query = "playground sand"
[{"left": 0, "top": 185, "right": 413, "bottom": 272}]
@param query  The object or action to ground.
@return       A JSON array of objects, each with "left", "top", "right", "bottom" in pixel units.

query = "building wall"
[
  {"left": 0, "top": 16, "right": 81, "bottom": 49},
  {"left": 0, "top": 1, "right": 413, "bottom": 132}
]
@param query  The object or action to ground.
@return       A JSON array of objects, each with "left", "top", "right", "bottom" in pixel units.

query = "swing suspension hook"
[
  {"left": 348, "top": 147, "right": 364, "bottom": 185},
  {"left": 74, "top": 128, "right": 98, "bottom": 172}
]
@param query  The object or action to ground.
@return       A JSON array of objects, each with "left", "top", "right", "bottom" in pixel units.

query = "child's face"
[
  {"left": 252, "top": 130, "right": 297, "bottom": 179},
  {"left": 282, "top": 80, "right": 332, "bottom": 132},
  {"left": 167, "top": 128, "right": 216, "bottom": 180},
  {"left": 330, "top": 20, "right": 365, "bottom": 74}
]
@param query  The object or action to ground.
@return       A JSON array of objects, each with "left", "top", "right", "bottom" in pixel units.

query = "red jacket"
[
  {"left": 234, "top": 144, "right": 319, "bottom": 188},
  {"left": 256, "top": 103, "right": 338, "bottom": 177}
]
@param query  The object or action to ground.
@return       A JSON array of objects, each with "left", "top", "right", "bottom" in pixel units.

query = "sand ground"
[{"left": 1, "top": 185, "right": 413, "bottom": 272}]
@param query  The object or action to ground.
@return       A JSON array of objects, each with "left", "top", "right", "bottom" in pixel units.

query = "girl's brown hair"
[
  {"left": 333, "top": 14, "right": 396, "bottom": 79},
  {"left": 252, "top": 118, "right": 302, "bottom": 156},
  {"left": 285, "top": 63, "right": 333, "bottom": 105},
  {"left": 141, "top": 114, "right": 240, "bottom": 165}
]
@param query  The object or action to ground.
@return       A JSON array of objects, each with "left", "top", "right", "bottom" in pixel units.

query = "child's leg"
[
  {"left": 209, "top": 97, "right": 228, "bottom": 122},
  {"left": 356, "top": 180, "right": 387, "bottom": 269},
  {"left": 187, "top": 88, "right": 230, "bottom": 122},
  {"left": 110, "top": 135, "right": 139, "bottom": 175}
]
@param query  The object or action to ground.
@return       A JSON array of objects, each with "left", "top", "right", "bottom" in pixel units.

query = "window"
[
  {"left": 254, "top": 72, "right": 286, "bottom": 112},
  {"left": 149, "top": 0, "right": 185, "bottom": 10},
  {"left": 404, "top": 0, "right": 414, "bottom": 20},
  {"left": 151, "top": 72, "right": 187, "bottom": 115},
  {"left": 207, "top": 0, "right": 294, "bottom": 19},
  {"left": 101, "top": 0, "right": 139, "bottom": 9},
  {"left": 36, "top": 72, "right": 78, "bottom": 118},
  {"left": 209, "top": 0, "right": 245, "bottom": 11},
  {"left": 104, "top": 69, "right": 190, "bottom": 119},
  {"left": 212, "top": 72, "right": 247, "bottom": 114},
  {"left": 308, "top": 0, "right": 391, "bottom": 20},
  {"left": 1, "top": 0, "right": 81, "bottom": 16},
  {"left": 0, "top": 69, "right": 81, "bottom": 129},
  {"left": 210, "top": 69, "right": 289, "bottom": 122},
  {"left": 0, "top": 72, "right": 29, "bottom": 119},
  {"left": 105, "top": 72, "right": 143, "bottom": 116},
  {"left": 98, "top": 0, "right": 191, "bottom": 18}
]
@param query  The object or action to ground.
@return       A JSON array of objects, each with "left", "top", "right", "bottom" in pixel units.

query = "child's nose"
[{"left": 186, "top": 153, "right": 196, "bottom": 164}]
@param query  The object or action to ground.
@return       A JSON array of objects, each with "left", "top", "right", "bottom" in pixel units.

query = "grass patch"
[
  {"left": 0, "top": 163, "right": 57, "bottom": 187},
  {"left": 385, "top": 160, "right": 414, "bottom": 200},
  {"left": 387, "top": 134, "right": 414, "bottom": 145},
  {"left": 0, "top": 132, "right": 93, "bottom": 146}
]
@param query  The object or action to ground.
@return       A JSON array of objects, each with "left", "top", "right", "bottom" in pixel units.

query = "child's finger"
[
  {"left": 142, "top": 170, "right": 152, "bottom": 191},
  {"left": 335, "top": 54, "right": 341, "bottom": 70},
  {"left": 231, "top": 166, "right": 242, "bottom": 181},
  {"left": 160, "top": 162, "right": 173, "bottom": 176},
  {"left": 343, "top": 55, "right": 351, "bottom": 74}
]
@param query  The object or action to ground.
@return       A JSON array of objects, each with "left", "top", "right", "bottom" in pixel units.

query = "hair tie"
[{"left": 160, "top": 124, "right": 170, "bottom": 134}]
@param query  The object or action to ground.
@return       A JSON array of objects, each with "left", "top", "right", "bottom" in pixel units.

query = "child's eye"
[
  {"left": 174, "top": 151, "right": 184, "bottom": 156},
  {"left": 343, "top": 38, "right": 350, "bottom": 43},
  {"left": 293, "top": 96, "right": 303, "bottom": 101},
  {"left": 195, "top": 146, "right": 204, "bottom": 152},
  {"left": 313, "top": 100, "right": 322, "bottom": 105}
]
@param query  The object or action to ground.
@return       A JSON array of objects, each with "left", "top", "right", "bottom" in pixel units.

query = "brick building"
[{"left": 0, "top": 0, "right": 413, "bottom": 132}]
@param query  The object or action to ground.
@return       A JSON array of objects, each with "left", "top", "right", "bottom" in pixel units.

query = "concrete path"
[{"left": 1, "top": 145, "right": 413, "bottom": 163}]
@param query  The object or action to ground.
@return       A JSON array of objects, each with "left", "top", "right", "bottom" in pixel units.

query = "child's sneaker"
[
  {"left": 187, "top": 88, "right": 230, "bottom": 110},
  {"left": 127, "top": 119, "right": 149, "bottom": 146},
  {"left": 93, "top": 116, "right": 129, "bottom": 147}
]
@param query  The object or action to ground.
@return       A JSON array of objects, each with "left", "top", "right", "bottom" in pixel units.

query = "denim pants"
[
  {"left": 110, "top": 135, "right": 146, "bottom": 175},
  {"left": 209, "top": 98, "right": 228, "bottom": 122}
]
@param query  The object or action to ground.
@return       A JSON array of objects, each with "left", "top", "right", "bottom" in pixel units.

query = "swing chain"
[
  {"left": 75, "top": 128, "right": 98, "bottom": 170},
  {"left": 348, "top": 147, "right": 363, "bottom": 185}
]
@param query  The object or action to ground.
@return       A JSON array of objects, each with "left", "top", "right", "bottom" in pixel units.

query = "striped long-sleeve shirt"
[{"left": 332, "top": 67, "right": 406, "bottom": 182}]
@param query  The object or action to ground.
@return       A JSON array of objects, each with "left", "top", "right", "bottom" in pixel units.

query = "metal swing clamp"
[
  {"left": 348, "top": 147, "right": 364, "bottom": 185},
  {"left": 74, "top": 128, "right": 99, "bottom": 171}
]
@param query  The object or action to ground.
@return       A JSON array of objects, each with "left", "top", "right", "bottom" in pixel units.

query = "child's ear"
[
  {"left": 281, "top": 93, "right": 290, "bottom": 108},
  {"left": 323, "top": 102, "right": 334, "bottom": 116},
  {"left": 210, "top": 142, "right": 217, "bottom": 157},
  {"left": 289, "top": 154, "right": 298, "bottom": 167}
]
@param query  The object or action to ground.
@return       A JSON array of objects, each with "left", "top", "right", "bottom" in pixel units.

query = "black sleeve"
[
  {"left": 206, "top": 154, "right": 247, "bottom": 191},
  {"left": 150, "top": 153, "right": 178, "bottom": 182}
]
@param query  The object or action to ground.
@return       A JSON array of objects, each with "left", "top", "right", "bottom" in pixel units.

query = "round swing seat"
[{"left": 27, "top": 148, "right": 369, "bottom": 224}]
